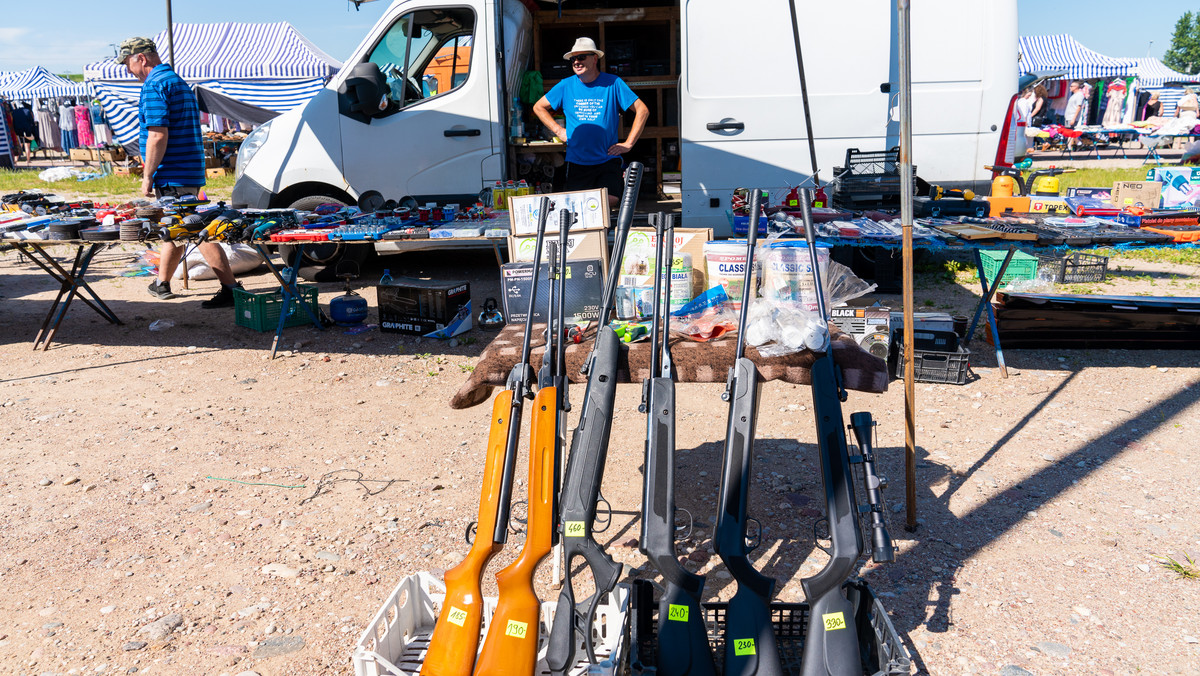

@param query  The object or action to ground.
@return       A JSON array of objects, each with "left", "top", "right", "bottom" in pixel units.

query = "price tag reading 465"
[
  {"left": 564, "top": 521, "right": 586, "bottom": 538},
  {"left": 446, "top": 606, "right": 468, "bottom": 627},
  {"left": 822, "top": 611, "right": 847, "bottom": 631},
  {"left": 733, "top": 638, "right": 756, "bottom": 656},
  {"left": 505, "top": 619, "right": 529, "bottom": 639}
]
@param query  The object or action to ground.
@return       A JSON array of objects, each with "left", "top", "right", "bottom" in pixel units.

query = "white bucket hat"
[{"left": 564, "top": 37, "right": 604, "bottom": 60}]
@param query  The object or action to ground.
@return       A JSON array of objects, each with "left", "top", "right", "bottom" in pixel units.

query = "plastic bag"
[
  {"left": 669, "top": 285, "right": 738, "bottom": 342},
  {"left": 170, "top": 243, "right": 264, "bottom": 281}
]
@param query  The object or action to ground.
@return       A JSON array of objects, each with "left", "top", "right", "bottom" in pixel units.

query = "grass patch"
[
  {"left": 1052, "top": 167, "right": 1152, "bottom": 192},
  {"left": 1095, "top": 247, "right": 1200, "bottom": 267},
  {"left": 0, "top": 168, "right": 236, "bottom": 202},
  {"left": 1156, "top": 553, "right": 1200, "bottom": 580}
]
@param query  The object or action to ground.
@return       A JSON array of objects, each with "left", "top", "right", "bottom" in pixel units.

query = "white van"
[{"left": 233, "top": 0, "right": 1016, "bottom": 248}]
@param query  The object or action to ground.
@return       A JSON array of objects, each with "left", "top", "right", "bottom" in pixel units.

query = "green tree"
[{"left": 1164, "top": 10, "right": 1200, "bottom": 74}]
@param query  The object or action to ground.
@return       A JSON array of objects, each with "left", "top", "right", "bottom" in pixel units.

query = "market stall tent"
[
  {"left": 1134, "top": 57, "right": 1200, "bottom": 117},
  {"left": 0, "top": 66, "right": 88, "bottom": 101},
  {"left": 83, "top": 22, "right": 341, "bottom": 149},
  {"left": 1018, "top": 34, "right": 1137, "bottom": 80}
]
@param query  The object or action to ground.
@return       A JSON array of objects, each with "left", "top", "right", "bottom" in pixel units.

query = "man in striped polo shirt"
[{"left": 119, "top": 36, "right": 242, "bottom": 308}]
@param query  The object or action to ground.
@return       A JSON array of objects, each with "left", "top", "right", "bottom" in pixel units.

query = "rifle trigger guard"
[
  {"left": 593, "top": 494, "right": 613, "bottom": 533},
  {"left": 465, "top": 520, "right": 478, "bottom": 546},
  {"left": 745, "top": 516, "right": 762, "bottom": 551},
  {"left": 510, "top": 500, "right": 529, "bottom": 535},
  {"left": 813, "top": 517, "right": 831, "bottom": 554},
  {"left": 675, "top": 507, "right": 694, "bottom": 541}
]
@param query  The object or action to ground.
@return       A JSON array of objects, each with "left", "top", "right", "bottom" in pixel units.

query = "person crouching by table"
[{"left": 117, "top": 36, "right": 243, "bottom": 308}]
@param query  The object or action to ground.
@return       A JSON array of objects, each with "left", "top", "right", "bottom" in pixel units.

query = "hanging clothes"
[
  {"left": 75, "top": 104, "right": 94, "bottom": 147},
  {"left": 34, "top": 102, "right": 60, "bottom": 150},
  {"left": 88, "top": 102, "right": 112, "bottom": 145},
  {"left": 1102, "top": 80, "right": 1126, "bottom": 127},
  {"left": 58, "top": 101, "right": 76, "bottom": 150}
]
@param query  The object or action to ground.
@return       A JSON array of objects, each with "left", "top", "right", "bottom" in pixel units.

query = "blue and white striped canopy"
[
  {"left": 1019, "top": 35, "right": 1138, "bottom": 80},
  {"left": 0, "top": 66, "right": 89, "bottom": 100},
  {"left": 83, "top": 22, "right": 341, "bottom": 81},
  {"left": 1135, "top": 57, "right": 1199, "bottom": 89}
]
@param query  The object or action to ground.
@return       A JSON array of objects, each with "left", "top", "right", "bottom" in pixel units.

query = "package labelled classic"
[
  {"left": 501, "top": 259, "right": 603, "bottom": 324},
  {"left": 378, "top": 277, "right": 470, "bottom": 335}
]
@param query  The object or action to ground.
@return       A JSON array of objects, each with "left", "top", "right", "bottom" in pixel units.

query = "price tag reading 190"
[
  {"left": 733, "top": 638, "right": 756, "bottom": 656},
  {"left": 446, "top": 606, "right": 468, "bottom": 627},
  {"left": 505, "top": 619, "right": 529, "bottom": 639}
]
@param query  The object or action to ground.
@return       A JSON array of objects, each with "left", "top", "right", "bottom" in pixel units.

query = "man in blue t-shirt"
[
  {"left": 119, "top": 36, "right": 241, "bottom": 308},
  {"left": 533, "top": 37, "right": 649, "bottom": 207}
]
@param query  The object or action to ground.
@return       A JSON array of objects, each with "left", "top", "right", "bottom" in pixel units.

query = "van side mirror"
[{"left": 338, "top": 62, "right": 390, "bottom": 122}]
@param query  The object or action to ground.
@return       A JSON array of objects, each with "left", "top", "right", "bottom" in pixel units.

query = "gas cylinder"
[
  {"left": 991, "top": 175, "right": 1016, "bottom": 198},
  {"left": 330, "top": 273, "right": 368, "bottom": 326}
]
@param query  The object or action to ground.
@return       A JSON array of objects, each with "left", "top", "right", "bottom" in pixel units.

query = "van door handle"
[
  {"left": 706, "top": 121, "right": 744, "bottom": 131},
  {"left": 444, "top": 129, "right": 481, "bottom": 137}
]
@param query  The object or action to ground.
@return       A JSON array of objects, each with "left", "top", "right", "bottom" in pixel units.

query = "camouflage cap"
[{"left": 116, "top": 37, "right": 157, "bottom": 64}]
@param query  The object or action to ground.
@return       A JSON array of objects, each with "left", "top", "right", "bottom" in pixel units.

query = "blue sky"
[{"left": 0, "top": 1, "right": 1193, "bottom": 75}]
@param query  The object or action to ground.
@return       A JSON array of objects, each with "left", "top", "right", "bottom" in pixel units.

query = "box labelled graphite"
[{"left": 378, "top": 277, "right": 471, "bottom": 336}]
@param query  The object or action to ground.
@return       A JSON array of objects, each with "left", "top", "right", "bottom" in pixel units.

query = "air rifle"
[
  {"left": 546, "top": 162, "right": 644, "bottom": 674},
  {"left": 795, "top": 189, "right": 894, "bottom": 676},
  {"left": 714, "top": 188, "right": 785, "bottom": 676},
  {"left": 421, "top": 197, "right": 552, "bottom": 676},
  {"left": 473, "top": 209, "right": 570, "bottom": 676},
  {"left": 639, "top": 212, "right": 718, "bottom": 676}
]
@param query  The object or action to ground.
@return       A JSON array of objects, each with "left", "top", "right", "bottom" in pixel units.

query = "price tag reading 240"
[
  {"left": 667, "top": 604, "right": 689, "bottom": 622},
  {"left": 446, "top": 606, "right": 468, "bottom": 627},
  {"left": 734, "top": 638, "right": 756, "bottom": 656},
  {"left": 505, "top": 619, "right": 529, "bottom": 639}
]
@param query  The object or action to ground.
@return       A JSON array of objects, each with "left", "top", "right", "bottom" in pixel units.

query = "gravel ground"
[{"left": 0, "top": 238, "right": 1198, "bottom": 676}]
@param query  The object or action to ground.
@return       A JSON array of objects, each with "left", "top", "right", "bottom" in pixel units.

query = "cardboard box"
[
  {"left": 69, "top": 148, "right": 97, "bottom": 161},
  {"left": 1028, "top": 197, "right": 1070, "bottom": 214},
  {"left": 1111, "top": 181, "right": 1162, "bottom": 210},
  {"left": 501, "top": 258, "right": 604, "bottom": 324},
  {"left": 620, "top": 227, "right": 713, "bottom": 299},
  {"left": 507, "top": 227, "right": 609, "bottom": 278},
  {"left": 507, "top": 188, "right": 609, "bottom": 235},
  {"left": 205, "top": 155, "right": 222, "bottom": 168},
  {"left": 987, "top": 196, "right": 1030, "bottom": 216},
  {"left": 1065, "top": 187, "right": 1111, "bottom": 198},
  {"left": 1116, "top": 211, "right": 1200, "bottom": 228},
  {"left": 378, "top": 278, "right": 471, "bottom": 338},
  {"left": 206, "top": 167, "right": 229, "bottom": 178},
  {"left": 113, "top": 166, "right": 143, "bottom": 177},
  {"left": 830, "top": 305, "right": 892, "bottom": 360},
  {"left": 1148, "top": 167, "right": 1200, "bottom": 209},
  {"left": 97, "top": 148, "right": 126, "bottom": 162}
]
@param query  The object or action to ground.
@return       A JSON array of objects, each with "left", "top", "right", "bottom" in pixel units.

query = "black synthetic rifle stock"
[
  {"left": 546, "top": 163, "right": 644, "bottom": 674},
  {"left": 714, "top": 189, "right": 785, "bottom": 676},
  {"left": 795, "top": 189, "right": 892, "bottom": 676},
  {"left": 638, "top": 213, "right": 717, "bottom": 676}
]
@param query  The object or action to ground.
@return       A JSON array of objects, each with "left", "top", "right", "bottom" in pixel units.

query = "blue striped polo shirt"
[{"left": 139, "top": 64, "right": 206, "bottom": 188}]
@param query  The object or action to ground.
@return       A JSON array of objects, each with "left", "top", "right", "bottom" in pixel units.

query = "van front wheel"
[{"left": 277, "top": 194, "right": 371, "bottom": 275}]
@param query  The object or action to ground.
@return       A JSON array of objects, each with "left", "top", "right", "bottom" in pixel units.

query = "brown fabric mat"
[{"left": 450, "top": 324, "right": 888, "bottom": 409}]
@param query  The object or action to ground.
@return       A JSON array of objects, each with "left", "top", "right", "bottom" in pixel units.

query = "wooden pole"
[{"left": 897, "top": 0, "right": 917, "bottom": 531}]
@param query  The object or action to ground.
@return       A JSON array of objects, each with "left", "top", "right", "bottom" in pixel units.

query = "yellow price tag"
[
  {"left": 505, "top": 619, "right": 529, "bottom": 639},
  {"left": 734, "top": 638, "right": 756, "bottom": 656},
  {"left": 446, "top": 606, "right": 468, "bottom": 627},
  {"left": 822, "top": 612, "right": 846, "bottom": 631},
  {"left": 667, "top": 604, "right": 689, "bottom": 622},
  {"left": 564, "top": 521, "right": 586, "bottom": 538}
]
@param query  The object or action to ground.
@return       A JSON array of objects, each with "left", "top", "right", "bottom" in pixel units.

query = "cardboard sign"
[
  {"left": 508, "top": 189, "right": 609, "bottom": 235},
  {"left": 501, "top": 258, "right": 604, "bottom": 324},
  {"left": 619, "top": 227, "right": 713, "bottom": 297},
  {"left": 507, "top": 228, "right": 609, "bottom": 278}
]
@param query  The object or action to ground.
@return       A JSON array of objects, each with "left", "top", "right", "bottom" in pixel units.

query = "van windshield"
[{"left": 366, "top": 7, "right": 476, "bottom": 108}]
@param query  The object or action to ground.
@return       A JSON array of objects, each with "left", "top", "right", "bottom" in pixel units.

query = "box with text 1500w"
[
  {"left": 377, "top": 277, "right": 471, "bottom": 337},
  {"left": 501, "top": 258, "right": 603, "bottom": 324}
]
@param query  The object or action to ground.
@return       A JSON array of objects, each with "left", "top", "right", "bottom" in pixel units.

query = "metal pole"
[
  {"left": 165, "top": 0, "right": 176, "bottom": 67},
  {"left": 787, "top": 0, "right": 820, "bottom": 185},
  {"left": 896, "top": 0, "right": 917, "bottom": 532}
]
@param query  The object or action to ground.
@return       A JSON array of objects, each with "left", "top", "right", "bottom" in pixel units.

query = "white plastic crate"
[{"left": 353, "top": 572, "right": 629, "bottom": 676}]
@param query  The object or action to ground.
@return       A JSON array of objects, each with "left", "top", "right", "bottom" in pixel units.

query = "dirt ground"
[{"left": 0, "top": 234, "right": 1198, "bottom": 676}]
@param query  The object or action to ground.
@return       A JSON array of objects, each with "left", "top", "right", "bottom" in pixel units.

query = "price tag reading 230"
[{"left": 734, "top": 638, "right": 756, "bottom": 656}]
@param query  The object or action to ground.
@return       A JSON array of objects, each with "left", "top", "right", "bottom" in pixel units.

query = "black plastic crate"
[
  {"left": 629, "top": 578, "right": 909, "bottom": 676},
  {"left": 838, "top": 147, "right": 901, "bottom": 177},
  {"left": 1035, "top": 251, "right": 1109, "bottom": 284},
  {"left": 894, "top": 339, "right": 971, "bottom": 385}
]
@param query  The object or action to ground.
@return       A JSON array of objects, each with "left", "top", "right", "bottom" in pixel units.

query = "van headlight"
[{"left": 235, "top": 120, "right": 273, "bottom": 179}]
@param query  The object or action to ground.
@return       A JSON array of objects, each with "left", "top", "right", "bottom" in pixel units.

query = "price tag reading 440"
[
  {"left": 564, "top": 521, "right": 587, "bottom": 538},
  {"left": 505, "top": 619, "right": 529, "bottom": 639},
  {"left": 666, "top": 604, "right": 689, "bottom": 622},
  {"left": 446, "top": 606, "right": 468, "bottom": 627},
  {"left": 822, "top": 611, "right": 847, "bottom": 631},
  {"left": 733, "top": 638, "right": 756, "bottom": 656}
]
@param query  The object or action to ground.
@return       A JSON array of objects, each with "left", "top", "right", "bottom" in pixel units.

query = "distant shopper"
[
  {"left": 1142, "top": 91, "right": 1161, "bottom": 120},
  {"left": 532, "top": 37, "right": 649, "bottom": 208},
  {"left": 1064, "top": 80, "right": 1086, "bottom": 128},
  {"left": 1177, "top": 87, "right": 1199, "bottom": 121},
  {"left": 118, "top": 36, "right": 241, "bottom": 308},
  {"left": 1031, "top": 84, "right": 1049, "bottom": 126}
]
